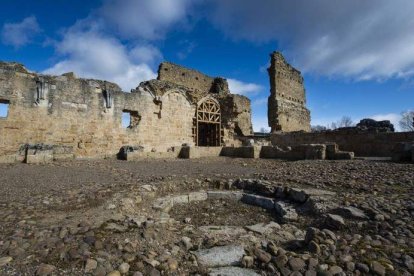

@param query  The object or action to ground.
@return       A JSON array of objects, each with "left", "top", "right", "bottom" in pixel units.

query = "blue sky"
[{"left": 1, "top": 0, "right": 413, "bottom": 131}]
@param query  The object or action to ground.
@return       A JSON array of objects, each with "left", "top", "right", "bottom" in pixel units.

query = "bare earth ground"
[{"left": 0, "top": 157, "right": 413, "bottom": 275}]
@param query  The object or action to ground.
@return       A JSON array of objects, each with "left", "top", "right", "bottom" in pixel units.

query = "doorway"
[{"left": 196, "top": 98, "right": 221, "bottom": 147}]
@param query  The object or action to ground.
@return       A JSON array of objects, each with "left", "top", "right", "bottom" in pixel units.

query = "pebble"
[
  {"left": 289, "top": 257, "right": 306, "bottom": 271},
  {"left": 107, "top": 271, "right": 121, "bottom": 276},
  {"left": 35, "top": 264, "right": 56, "bottom": 276},
  {"left": 119, "top": 262, "right": 130, "bottom": 274},
  {"left": 371, "top": 261, "right": 386, "bottom": 276},
  {"left": 242, "top": 255, "right": 254, "bottom": 268},
  {"left": 84, "top": 258, "right": 97, "bottom": 273},
  {"left": 254, "top": 248, "right": 272, "bottom": 263},
  {"left": 0, "top": 256, "right": 13, "bottom": 267}
]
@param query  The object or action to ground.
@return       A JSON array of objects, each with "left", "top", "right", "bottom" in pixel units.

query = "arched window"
[{"left": 196, "top": 98, "right": 221, "bottom": 146}]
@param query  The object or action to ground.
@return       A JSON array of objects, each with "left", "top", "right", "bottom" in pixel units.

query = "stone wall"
[
  {"left": 0, "top": 61, "right": 252, "bottom": 162},
  {"left": 158, "top": 62, "right": 229, "bottom": 95},
  {"left": 267, "top": 52, "right": 311, "bottom": 132},
  {"left": 270, "top": 131, "right": 414, "bottom": 157}
]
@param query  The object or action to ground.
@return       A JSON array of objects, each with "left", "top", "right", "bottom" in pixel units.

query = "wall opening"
[
  {"left": 0, "top": 100, "right": 10, "bottom": 118},
  {"left": 122, "top": 110, "right": 141, "bottom": 129},
  {"left": 196, "top": 98, "right": 221, "bottom": 147}
]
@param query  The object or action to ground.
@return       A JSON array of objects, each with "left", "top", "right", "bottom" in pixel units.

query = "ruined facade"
[
  {"left": 0, "top": 61, "right": 252, "bottom": 162},
  {"left": 268, "top": 52, "right": 311, "bottom": 132}
]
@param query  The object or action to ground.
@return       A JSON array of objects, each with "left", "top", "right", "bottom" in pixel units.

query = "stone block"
[
  {"left": 188, "top": 191, "right": 208, "bottom": 202},
  {"left": 171, "top": 195, "right": 189, "bottom": 205},
  {"left": 287, "top": 188, "right": 309, "bottom": 203},
  {"left": 241, "top": 194, "right": 275, "bottom": 210},
  {"left": 26, "top": 152, "right": 53, "bottom": 164},
  {"left": 152, "top": 197, "right": 174, "bottom": 212},
  {"left": 333, "top": 151, "right": 354, "bottom": 160},
  {"left": 207, "top": 191, "right": 243, "bottom": 201},
  {"left": 274, "top": 201, "right": 298, "bottom": 221},
  {"left": 193, "top": 245, "right": 245, "bottom": 268}
]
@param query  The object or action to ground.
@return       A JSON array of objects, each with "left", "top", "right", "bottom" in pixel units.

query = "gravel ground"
[{"left": 0, "top": 157, "right": 413, "bottom": 275}]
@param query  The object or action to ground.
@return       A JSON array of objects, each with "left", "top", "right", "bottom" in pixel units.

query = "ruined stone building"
[
  {"left": 0, "top": 61, "right": 252, "bottom": 162},
  {"left": 268, "top": 52, "right": 311, "bottom": 132}
]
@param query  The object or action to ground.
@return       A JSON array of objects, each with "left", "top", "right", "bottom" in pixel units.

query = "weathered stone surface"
[
  {"left": 35, "top": 263, "right": 56, "bottom": 276},
  {"left": 209, "top": 266, "right": 260, "bottom": 276},
  {"left": 152, "top": 197, "right": 174, "bottom": 212},
  {"left": 188, "top": 191, "right": 208, "bottom": 202},
  {"left": 288, "top": 188, "right": 309, "bottom": 203},
  {"left": 274, "top": 201, "right": 299, "bottom": 221},
  {"left": 0, "top": 256, "right": 12, "bottom": 267},
  {"left": 193, "top": 245, "right": 245, "bottom": 268},
  {"left": 241, "top": 194, "right": 275, "bottom": 210},
  {"left": 325, "top": 214, "right": 345, "bottom": 229},
  {"left": 208, "top": 191, "right": 243, "bottom": 201},
  {"left": 267, "top": 52, "right": 311, "bottom": 132},
  {"left": 245, "top": 222, "right": 281, "bottom": 235},
  {"left": 171, "top": 194, "right": 189, "bottom": 205},
  {"left": 336, "top": 206, "right": 368, "bottom": 220}
]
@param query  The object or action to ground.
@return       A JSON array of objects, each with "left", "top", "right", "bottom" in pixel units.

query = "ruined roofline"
[
  {"left": 0, "top": 60, "right": 124, "bottom": 93},
  {"left": 157, "top": 61, "right": 222, "bottom": 81}
]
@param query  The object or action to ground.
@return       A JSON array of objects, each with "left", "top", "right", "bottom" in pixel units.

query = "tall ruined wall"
[
  {"left": 220, "top": 94, "right": 253, "bottom": 145},
  {"left": 268, "top": 52, "right": 311, "bottom": 132},
  {"left": 0, "top": 62, "right": 195, "bottom": 161},
  {"left": 271, "top": 131, "right": 414, "bottom": 157},
  {"left": 156, "top": 62, "right": 253, "bottom": 139},
  {"left": 158, "top": 62, "right": 230, "bottom": 95}
]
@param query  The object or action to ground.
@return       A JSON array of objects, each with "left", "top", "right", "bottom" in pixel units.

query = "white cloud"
[
  {"left": 252, "top": 115, "right": 270, "bottom": 132},
  {"left": 129, "top": 45, "right": 163, "bottom": 65},
  {"left": 252, "top": 97, "right": 267, "bottom": 107},
  {"left": 1, "top": 16, "right": 41, "bottom": 48},
  {"left": 370, "top": 113, "right": 402, "bottom": 131},
  {"left": 43, "top": 27, "right": 157, "bottom": 91},
  {"left": 228, "top": 78, "right": 263, "bottom": 96},
  {"left": 99, "top": 0, "right": 197, "bottom": 40},
  {"left": 207, "top": 0, "right": 414, "bottom": 81}
]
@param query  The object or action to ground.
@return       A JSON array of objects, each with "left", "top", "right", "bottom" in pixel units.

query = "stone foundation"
[{"left": 271, "top": 131, "right": 414, "bottom": 157}]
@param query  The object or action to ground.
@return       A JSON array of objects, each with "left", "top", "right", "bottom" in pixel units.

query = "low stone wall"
[
  {"left": 221, "top": 146, "right": 261, "bottom": 159},
  {"left": 271, "top": 131, "right": 414, "bottom": 157},
  {"left": 179, "top": 146, "right": 223, "bottom": 159}
]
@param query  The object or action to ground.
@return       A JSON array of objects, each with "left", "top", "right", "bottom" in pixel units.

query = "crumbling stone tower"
[{"left": 267, "top": 52, "right": 311, "bottom": 132}]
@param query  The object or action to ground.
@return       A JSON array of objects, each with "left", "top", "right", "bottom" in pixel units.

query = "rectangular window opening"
[
  {"left": 122, "top": 110, "right": 141, "bottom": 129},
  {"left": 0, "top": 100, "right": 10, "bottom": 118}
]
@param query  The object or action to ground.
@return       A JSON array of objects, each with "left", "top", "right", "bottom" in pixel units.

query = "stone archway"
[{"left": 196, "top": 98, "right": 221, "bottom": 146}]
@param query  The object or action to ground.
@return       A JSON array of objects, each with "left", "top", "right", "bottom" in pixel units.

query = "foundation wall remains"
[
  {"left": 268, "top": 52, "right": 311, "bottom": 133},
  {"left": 271, "top": 131, "right": 414, "bottom": 157}
]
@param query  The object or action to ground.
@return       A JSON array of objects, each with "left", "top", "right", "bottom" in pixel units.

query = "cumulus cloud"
[
  {"left": 1, "top": 16, "right": 41, "bottom": 48},
  {"left": 99, "top": 0, "right": 197, "bottom": 40},
  {"left": 207, "top": 0, "right": 414, "bottom": 80},
  {"left": 370, "top": 113, "right": 402, "bottom": 131},
  {"left": 228, "top": 78, "right": 263, "bottom": 96},
  {"left": 43, "top": 26, "right": 158, "bottom": 91}
]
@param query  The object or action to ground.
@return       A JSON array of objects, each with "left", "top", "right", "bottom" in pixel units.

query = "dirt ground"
[{"left": 0, "top": 157, "right": 413, "bottom": 275}]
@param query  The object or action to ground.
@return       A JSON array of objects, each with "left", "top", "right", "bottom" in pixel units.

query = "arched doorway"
[{"left": 196, "top": 98, "right": 221, "bottom": 146}]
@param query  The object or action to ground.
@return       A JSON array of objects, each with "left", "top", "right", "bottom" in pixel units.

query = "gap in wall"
[{"left": 0, "top": 100, "right": 10, "bottom": 118}]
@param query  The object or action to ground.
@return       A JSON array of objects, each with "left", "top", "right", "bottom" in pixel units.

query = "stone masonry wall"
[
  {"left": 270, "top": 131, "right": 414, "bottom": 157},
  {"left": 158, "top": 62, "right": 229, "bottom": 95},
  {"left": 0, "top": 61, "right": 252, "bottom": 161},
  {"left": 0, "top": 62, "right": 195, "bottom": 161},
  {"left": 268, "top": 52, "right": 311, "bottom": 132}
]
